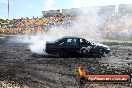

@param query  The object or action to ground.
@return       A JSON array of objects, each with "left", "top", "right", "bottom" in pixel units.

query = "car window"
[
  {"left": 80, "top": 39, "right": 92, "bottom": 46},
  {"left": 57, "top": 39, "right": 66, "bottom": 45},
  {"left": 80, "top": 39, "right": 88, "bottom": 45},
  {"left": 66, "top": 39, "right": 77, "bottom": 45},
  {"left": 54, "top": 38, "right": 63, "bottom": 43}
]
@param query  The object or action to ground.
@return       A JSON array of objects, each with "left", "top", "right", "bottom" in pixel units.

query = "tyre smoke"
[
  {"left": 9, "top": 7, "right": 103, "bottom": 54},
  {"left": 9, "top": 2, "right": 132, "bottom": 54}
]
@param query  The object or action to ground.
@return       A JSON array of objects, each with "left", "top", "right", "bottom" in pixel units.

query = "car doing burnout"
[{"left": 45, "top": 36, "right": 110, "bottom": 57}]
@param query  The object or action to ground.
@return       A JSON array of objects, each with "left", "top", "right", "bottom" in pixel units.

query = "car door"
[
  {"left": 56, "top": 38, "right": 66, "bottom": 50},
  {"left": 79, "top": 39, "right": 92, "bottom": 52},
  {"left": 65, "top": 38, "right": 79, "bottom": 52}
]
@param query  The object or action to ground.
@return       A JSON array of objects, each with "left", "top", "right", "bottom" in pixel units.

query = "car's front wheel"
[{"left": 96, "top": 49, "right": 105, "bottom": 58}]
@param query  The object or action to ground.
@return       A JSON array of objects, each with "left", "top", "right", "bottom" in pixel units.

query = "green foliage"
[{"left": 0, "top": 18, "right": 9, "bottom": 24}]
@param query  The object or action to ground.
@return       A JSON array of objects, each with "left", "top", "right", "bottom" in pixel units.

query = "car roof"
[{"left": 62, "top": 36, "right": 85, "bottom": 39}]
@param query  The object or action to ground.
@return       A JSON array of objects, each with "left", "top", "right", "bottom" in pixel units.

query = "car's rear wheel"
[{"left": 57, "top": 50, "right": 67, "bottom": 57}]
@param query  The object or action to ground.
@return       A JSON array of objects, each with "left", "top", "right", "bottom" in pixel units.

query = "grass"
[
  {"left": 1, "top": 33, "right": 132, "bottom": 43},
  {"left": 101, "top": 39, "right": 132, "bottom": 43}
]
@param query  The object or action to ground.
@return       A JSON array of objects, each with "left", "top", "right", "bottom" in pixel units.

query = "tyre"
[
  {"left": 81, "top": 49, "right": 87, "bottom": 54},
  {"left": 57, "top": 50, "right": 67, "bottom": 57}
]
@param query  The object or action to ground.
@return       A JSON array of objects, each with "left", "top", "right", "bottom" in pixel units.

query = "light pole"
[
  {"left": 8, "top": 0, "right": 9, "bottom": 19},
  {"left": 115, "top": 4, "right": 118, "bottom": 13}
]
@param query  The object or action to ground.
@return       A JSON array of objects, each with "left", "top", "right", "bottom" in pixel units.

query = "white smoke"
[
  {"left": 71, "top": 7, "right": 102, "bottom": 40},
  {"left": 72, "top": 0, "right": 132, "bottom": 7},
  {"left": 29, "top": 9, "right": 101, "bottom": 54},
  {"left": 12, "top": 1, "right": 103, "bottom": 54},
  {"left": 15, "top": 30, "right": 66, "bottom": 54},
  {"left": 11, "top": 0, "right": 132, "bottom": 54}
]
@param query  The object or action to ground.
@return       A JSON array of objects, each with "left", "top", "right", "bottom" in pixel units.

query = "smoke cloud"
[
  {"left": 26, "top": 8, "right": 101, "bottom": 54},
  {"left": 10, "top": 2, "right": 102, "bottom": 54},
  {"left": 10, "top": 1, "right": 132, "bottom": 54}
]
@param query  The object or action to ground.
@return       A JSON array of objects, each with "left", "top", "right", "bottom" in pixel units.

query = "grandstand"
[{"left": 0, "top": 4, "right": 132, "bottom": 40}]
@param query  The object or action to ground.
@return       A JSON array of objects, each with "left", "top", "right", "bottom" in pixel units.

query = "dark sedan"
[{"left": 45, "top": 36, "right": 110, "bottom": 57}]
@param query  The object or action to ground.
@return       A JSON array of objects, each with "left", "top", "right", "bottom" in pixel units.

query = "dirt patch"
[{"left": 0, "top": 36, "right": 131, "bottom": 88}]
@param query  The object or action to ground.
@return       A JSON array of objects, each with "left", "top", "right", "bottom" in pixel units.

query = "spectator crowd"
[
  {"left": 0, "top": 14, "right": 132, "bottom": 40},
  {"left": 0, "top": 16, "right": 76, "bottom": 34}
]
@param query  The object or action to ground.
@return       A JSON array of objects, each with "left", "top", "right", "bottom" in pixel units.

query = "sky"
[{"left": 0, "top": 0, "right": 132, "bottom": 19}]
